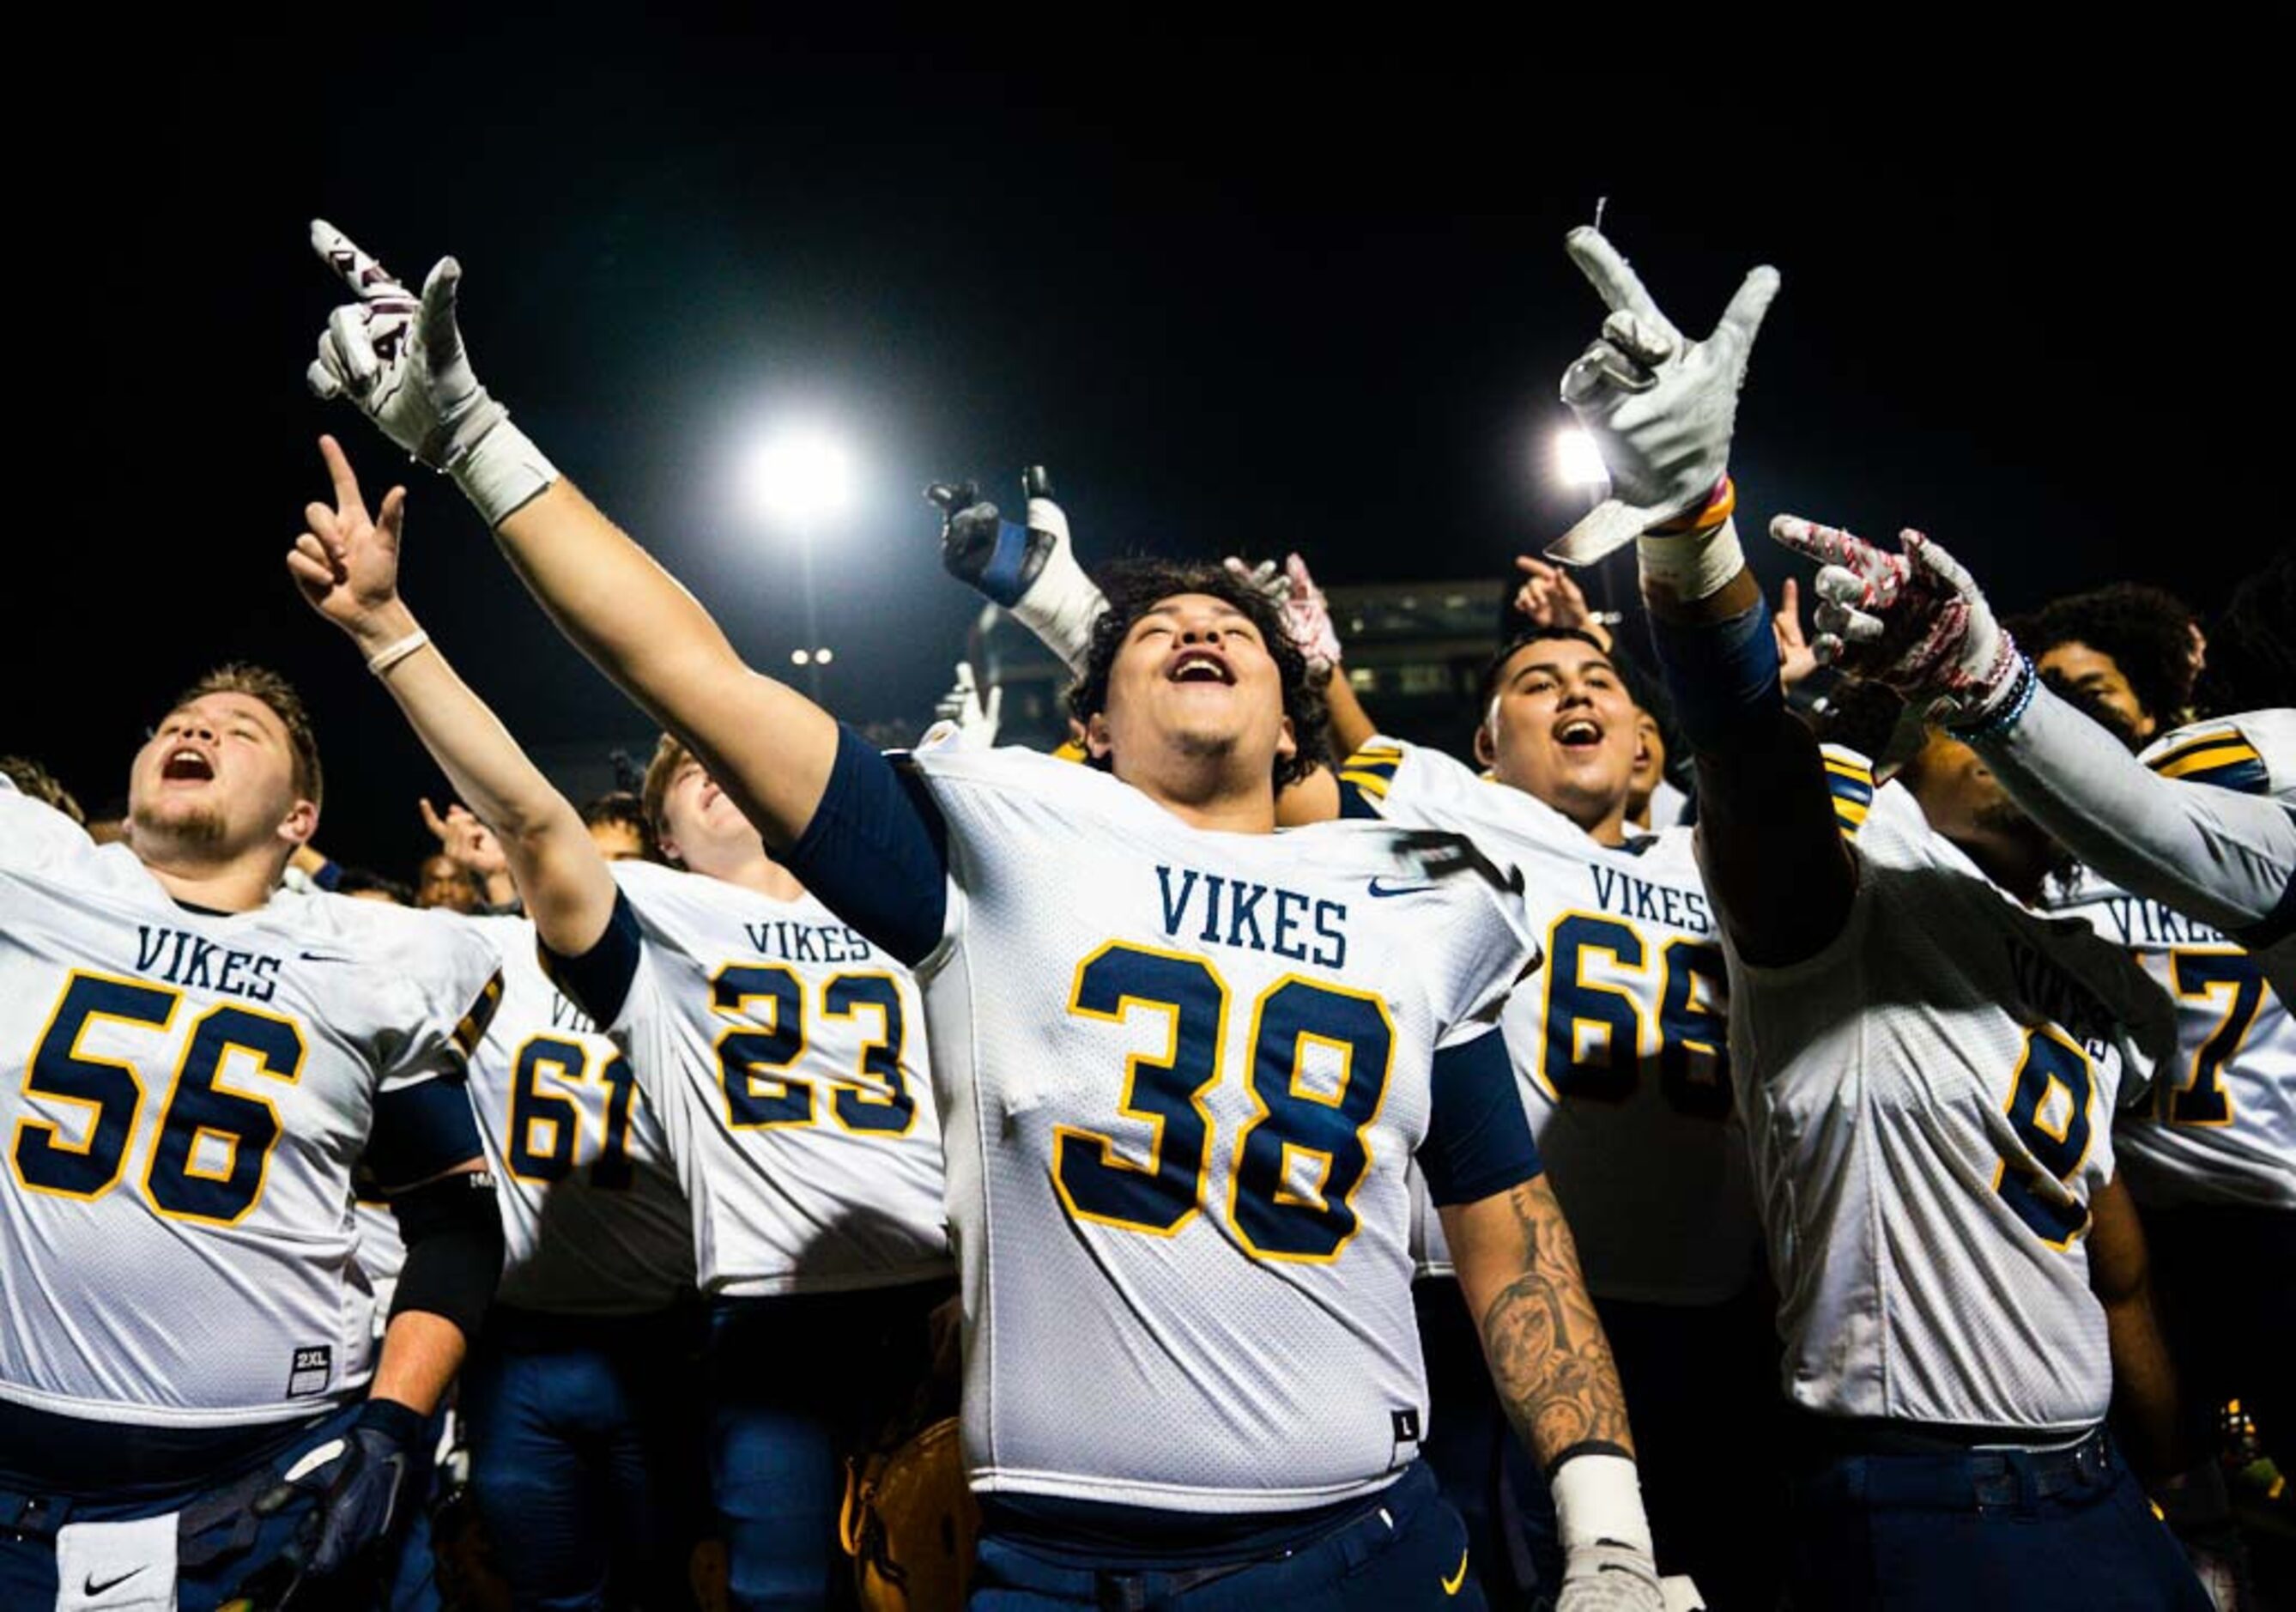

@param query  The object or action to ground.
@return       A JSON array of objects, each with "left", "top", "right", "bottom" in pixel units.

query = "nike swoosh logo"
[
  {"left": 1441, "top": 1548, "right": 1469, "bottom": 1596},
  {"left": 85, "top": 1567, "right": 144, "bottom": 1596},
  {"left": 298, "top": 950, "right": 355, "bottom": 962},
  {"left": 1366, "top": 878, "right": 1435, "bottom": 898}
]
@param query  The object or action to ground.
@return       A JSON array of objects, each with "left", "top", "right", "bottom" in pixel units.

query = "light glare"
[
  {"left": 1553, "top": 428, "right": 1608, "bottom": 489},
  {"left": 744, "top": 430, "right": 856, "bottom": 526}
]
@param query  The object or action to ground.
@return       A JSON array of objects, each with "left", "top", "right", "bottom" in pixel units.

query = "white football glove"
[
  {"left": 1221, "top": 552, "right": 1342, "bottom": 676},
  {"left": 307, "top": 221, "right": 556, "bottom": 528},
  {"left": 1559, "top": 1542, "right": 1667, "bottom": 1611},
  {"left": 1769, "top": 514, "right": 2026, "bottom": 724},
  {"left": 922, "top": 661, "right": 1003, "bottom": 750},
  {"left": 1552, "top": 1451, "right": 1664, "bottom": 1612},
  {"left": 1552, "top": 227, "right": 1778, "bottom": 574}
]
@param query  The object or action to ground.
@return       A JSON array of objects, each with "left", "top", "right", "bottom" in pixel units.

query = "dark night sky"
[{"left": 9, "top": 19, "right": 2279, "bottom": 873}]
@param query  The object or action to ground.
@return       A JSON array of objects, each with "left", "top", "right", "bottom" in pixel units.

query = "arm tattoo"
[{"left": 1476, "top": 1178, "right": 1635, "bottom": 1466}]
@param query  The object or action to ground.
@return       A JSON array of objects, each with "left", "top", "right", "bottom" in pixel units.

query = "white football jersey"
[
  {"left": 458, "top": 914, "right": 694, "bottom": 1311},
  {"left": 2049, "top": 870, "right": 2294, "bottom": 1209},
  {"left": 1722, "top": 778, "right": 2176, "bottom": 1431},
  {"left": 588, "top": 861, "right": 948, "bottom": 1298},
  {"left": 2138, "top": 711, "right": 2296, "bottom": 995},
  {"left": 0, "top": 779, "right": 500, "bottom": 1427},
  {"left": 1341, "top": 737, "right": 1755, "bottom": 1305},
  {"left": 903, "top": 746, "right": 1537, "bottom": 1512}
]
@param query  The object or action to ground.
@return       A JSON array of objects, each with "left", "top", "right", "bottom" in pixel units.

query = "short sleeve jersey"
[
  {"left": 0, "top": 779, "right": 500, "bottom": 1427},
  {"left": 1720, "top": 777, "right": 2176, "bottom": 1430},
  {"left": 458, "top": 914, "right": 695, "bottom": 1311},
  {"left": 576, "top": 861, "right": 949, "bottom": 1298},
  {"left": 1339, "top": 737, "right": 1755, "bottom": 1305},
  {"left": 901, "top": 745, "right": 1538, "bottom": 1513}
]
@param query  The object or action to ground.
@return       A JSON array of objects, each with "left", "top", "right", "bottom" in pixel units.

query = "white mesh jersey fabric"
[
  {"left": 602, "top": 861, "right": 949, "bottom": 1297},
  {"left": 0, "top": 779, "right": 500, "bottom": 1426},
  {"left": 903, "top": 745, "right": 1538, "bottom": 1512},
  {"left": 2049, "top": 870, "right": 2294, "bottom": 1209},
  {"left": 1718, "top": 778, "right": 2176, "bottom": 1430},
  {"left": 1354, "top": 736, "right": 1756, "bottom": 1305},
  {"left": 457, "top": 914, "right": 694, "bottom": 1311}
]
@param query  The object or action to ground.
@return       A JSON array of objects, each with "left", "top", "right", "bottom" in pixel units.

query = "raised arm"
[
  {"left": 1987, "top": 686, "right": 2295, "bottom": 940},
  {"left": 305, "top": 222, "right": 838, "bottom": 851},
  {"left": 288, "top": 437, "right": 616, "bottom": 957},
  {"left": 1772, "top": 514, "right": 2296, "bottom": 949},
  {"left": 1553, "top": 227, "right": 1853, "bottom": 965}
]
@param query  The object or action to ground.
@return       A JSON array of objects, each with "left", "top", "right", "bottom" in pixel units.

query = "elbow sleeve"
[{"left": 389, "top": 1172, "right": 505, "bottom": 1340}]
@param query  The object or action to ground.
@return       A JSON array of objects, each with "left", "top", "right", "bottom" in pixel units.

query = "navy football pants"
[
  {"left": 1785, "top": 1425, "right": 2212, "bottom": 1610},
  {"left": 968, "top": 1461, "right": 1481, "bottom": 1610},
  {"left": 706, "top": 1280, "right": 948, "bottom": 1611},
  {"left": 460, "top": 1305, "right": 701, "bottom": 1610},
  {"left": 0, "top": 1400, "right": 388, "bottom": 1612}
]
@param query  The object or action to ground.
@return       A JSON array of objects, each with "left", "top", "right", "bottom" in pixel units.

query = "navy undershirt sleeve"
[
  {"left": 1417, "top": 1027, "right": 1543, "bottom": 1206},
  {"left": 1334, "top": 774, "right": 1382, "bottom": 820},
  {"left": 542, "top": 888, "right": 644, "bottom": 1027},
  {"left": 782, "top": 724, "right": 952, "bottom": 968},
  {"left": 367, "top": 1076, "right": 485, "bottom": 1193},
  {"left": 1646, "top": 598, "right": 1783, "bottom": 754}
]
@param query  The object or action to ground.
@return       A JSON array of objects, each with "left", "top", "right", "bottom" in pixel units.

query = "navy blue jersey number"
[
  {"left": 712, "top": 964, "right": 918, "bottom": 1138},
  {"left": 1542, "top": 915, "right": 1732, "bottom": 1117},
  {"left": 1056, "top": 942, "right": 1397, "bottom": 1262},
  {"left": 506, "top": 1037, "right": 640, "bottom": 1188},
  {"left": 2164, "top": 950, "right": 2265, "bottom": 1127},
  {"left": 11, "top": 970, "right": 301, "bottom": 1224},
  {"left": 1992, "top": 1027, "right": 2097, "bottom": 1247}
]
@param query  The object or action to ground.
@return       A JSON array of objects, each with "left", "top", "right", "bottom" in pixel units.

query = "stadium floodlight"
[
  {"left": 743, "top": 428, "right": 856, "bottom": 528},
  {"left": 1553, "top": 427, "right": 1608, "bottom": 490}
]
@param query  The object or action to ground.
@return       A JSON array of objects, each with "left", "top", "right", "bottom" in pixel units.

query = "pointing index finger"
[
  {"left": 310, "top": 219, "right": 410, "bottom": 302},
  {"left": 1564, "top": 227, "right": 1681, "bottom": 344},
  {"left": 318, "top": 435, "right": 367, "bottom": 519}
]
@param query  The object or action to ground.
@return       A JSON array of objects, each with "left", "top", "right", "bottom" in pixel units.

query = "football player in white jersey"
[
  {"left": 972, "top": 527, "right": 1770, "bottom": 1603},
  {"left": 306, "top": 221, "right": 1664, "bottom": 1609},
  {"left": 1555, "top": 221, "right": 2209, "bottom": 1608},
  {"left": 399, "top": 794, "right": 703, "bottom": 1611},
  {"left": 1272, "top": 621, "right": 1772, "bottom": 1608},
  {"left": 286, "top": 435, "right": 948, "bottom": 1609},
  {"left": 2004, "top": 589, "right": 2295, "bottom": 1573},
  {"left": 0, "top": 666, "right": 506, "bottom": 1612}
]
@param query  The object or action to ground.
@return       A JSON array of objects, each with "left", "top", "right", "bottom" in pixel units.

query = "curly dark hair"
[
  {"left": 1067, "top": 559, "right": 1330, "bottom": 791},
  {"left": 2019, "top": 584, "right": 2199, "bottom": 731},
  {"left": 579, "top": 790, "right": 664, "bottom": 864},
  {"left": 2196, "top": 552, "right": 2295, "bottom": 718}
]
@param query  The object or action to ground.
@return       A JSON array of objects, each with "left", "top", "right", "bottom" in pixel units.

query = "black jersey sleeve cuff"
[
  {"left": 784, "top": 723, "right": 951, "bottom": 968},
  {"left": 1418, "top": 1028, "right": 1542, "bottom": 1206},
  {"left": 541, "top": 888, "right": 644, "bottom": 1028}
]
